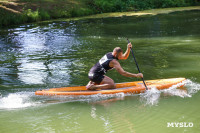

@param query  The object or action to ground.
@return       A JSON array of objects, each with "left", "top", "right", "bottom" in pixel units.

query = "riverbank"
[
  {"left": 0, "top": 0, "right": 199, "bottom": 27},
  {"left": 0, "top": 0, "right": 92, "bottom": 27},
  {"left": 57, "top": 6, "right": 200, "bottom": 22}
]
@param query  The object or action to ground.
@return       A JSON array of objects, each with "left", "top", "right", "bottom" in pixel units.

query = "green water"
[{"left": 0, "top": 10, "right": 200, "bottom": 133}]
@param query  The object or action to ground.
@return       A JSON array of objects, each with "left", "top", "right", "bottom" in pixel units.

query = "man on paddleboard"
[{"left": 86, "top": 42, "right": 143, "bottom": 90}]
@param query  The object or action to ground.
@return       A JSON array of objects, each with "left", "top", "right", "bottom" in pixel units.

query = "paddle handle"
[{"left": 127, "top": 39, "right": 148, "bottom": 90}]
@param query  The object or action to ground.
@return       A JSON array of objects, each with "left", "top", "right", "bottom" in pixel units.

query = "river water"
[{"left": 0, "top": 10, "right": 200, "bottom": 133}]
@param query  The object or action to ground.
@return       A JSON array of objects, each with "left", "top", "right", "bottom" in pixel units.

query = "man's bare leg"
[{"left": 86, "top": 76, "right": 116, "bottom": 90}]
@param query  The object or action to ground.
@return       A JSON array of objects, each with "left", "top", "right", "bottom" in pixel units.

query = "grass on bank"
[
  {"left": 0, "top": 0, "right": 200, "bottom": 27},
  {"left": 0, "top": 0, "right": 93, "bottom": 27}
]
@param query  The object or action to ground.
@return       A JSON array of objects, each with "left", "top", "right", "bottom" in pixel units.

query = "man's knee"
[
  {"left": 110, "top": 83, "right": 116, "bottom": 89},
  {"left": 108, "top": 79, "right": 115, "bottom": 89}
]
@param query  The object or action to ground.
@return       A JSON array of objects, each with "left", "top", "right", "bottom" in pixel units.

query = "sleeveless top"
[{"left": 89, "top": 52, "right": 118, "bottom": 75}]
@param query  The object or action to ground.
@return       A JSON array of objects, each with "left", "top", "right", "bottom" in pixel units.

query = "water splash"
[
  {"left": 140, "top": 79, "right": 200, "bottom": 106},
  {"left": 140, "top": 87, "right": 161, "bottom": 105},
  {"left": 185, "top": 79, "right": 200, "bottom": 95},
  {"left": 0, "top": 92, "right": 38, "bottom": 109},
  {"left": 161, "top": 80, "right": 191, "bottom": 98}
]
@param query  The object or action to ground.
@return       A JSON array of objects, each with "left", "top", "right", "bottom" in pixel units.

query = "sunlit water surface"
[{"left": 0, "top": 10, "right": 200, "bottom": 133}]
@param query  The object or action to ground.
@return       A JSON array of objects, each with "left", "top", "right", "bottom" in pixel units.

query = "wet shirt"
[{"left": 89, "top": 52, "right": 118, "bottom": 75}]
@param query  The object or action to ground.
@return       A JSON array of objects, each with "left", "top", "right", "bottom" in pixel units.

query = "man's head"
[{"left": 113, "top": 47, "right": 123, "bottom": 60}]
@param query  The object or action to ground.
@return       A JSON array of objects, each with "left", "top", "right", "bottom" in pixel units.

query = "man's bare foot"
[{"left": 86, "top": 83, "right": 96, "bottom": 90}]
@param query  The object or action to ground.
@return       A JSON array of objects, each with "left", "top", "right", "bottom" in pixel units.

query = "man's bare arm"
[
  {"left": 120, "top": 43, "right": 132, "bottom": 60},
  {"left": 110, "top": 60, "right": 143, "bottom": 78}
]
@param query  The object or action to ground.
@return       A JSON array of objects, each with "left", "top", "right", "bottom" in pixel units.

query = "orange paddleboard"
[{"left": 35, "top": 78, "right": 186, "bottom": 96}]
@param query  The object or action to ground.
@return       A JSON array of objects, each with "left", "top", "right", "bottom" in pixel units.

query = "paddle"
[{"left": 127, "top": 39, "right": 148, "bottom": 90}]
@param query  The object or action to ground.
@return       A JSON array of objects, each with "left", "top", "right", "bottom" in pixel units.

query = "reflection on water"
[
  {"left": 17, "top": 59, "right": 47, "bottom": 84},
  {"left": 14, "top": 28, "right": 47, "bottom": 85},
  {"left": 0, "top": 22, "right": 82, "bottom": 88}
]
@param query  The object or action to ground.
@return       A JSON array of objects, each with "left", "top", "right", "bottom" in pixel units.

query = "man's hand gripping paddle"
[{"left": 127, "top": 39, "right": 148, "bottom": 90}]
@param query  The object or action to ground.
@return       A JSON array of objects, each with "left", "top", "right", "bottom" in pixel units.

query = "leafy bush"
[
  {"left": 39, "top": 10, "right": 50, "bottom": 20},
  {"left": 70, "top": 8, "right": 93, "bottom": 17},
  {"left": 23, "top": 9, "right": 40, "bottom": 22},
  {"left": 88, "top": 0, "right": 199, "bottom": 13},
  {"left": 90, "top": 0, "right": 130, "bottom": 13}
]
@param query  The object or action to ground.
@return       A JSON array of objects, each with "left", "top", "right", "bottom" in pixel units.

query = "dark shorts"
[{"left": 88, "top": 72, "right": 105, "bottom": 84}]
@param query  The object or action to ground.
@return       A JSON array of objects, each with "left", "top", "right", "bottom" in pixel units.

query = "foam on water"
[
  {"left": 0, "top": 92, "right": 39, "bottom": 109},
  {"left": 140, "top": 87, "right": 161, "bottom": 105},
  {"left": 185, "top": 79, "right": 200, "bottom": 95},
  {"left": 140, "top": 79, "right": 200, "bottom": 106},
  {"left": 0, "top": 91, "right": 127, "bottom": 110}
]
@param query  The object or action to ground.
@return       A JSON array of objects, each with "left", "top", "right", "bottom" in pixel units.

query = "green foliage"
[
  {"left": 39, "top": 10, "right": 51, "bottom": 20},
  {"left": 89, "top": 0, "right": 132, "bottom": 13},
  {"left": 0, "top": 8, "right": 25, "bottom": 26},
  {"left": 70, "top": 8, "right": 93, "bottom": 17},
  {"left": 88, "top": 0, "right": 199, "bottom": 13},
  {"left": 24, "top": 9, "right": 40, "bottom": 22}
]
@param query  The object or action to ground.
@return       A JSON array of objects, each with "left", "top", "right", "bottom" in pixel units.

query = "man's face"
[{"left": 116, "top": 52, "right": 123, "bottom": 60}]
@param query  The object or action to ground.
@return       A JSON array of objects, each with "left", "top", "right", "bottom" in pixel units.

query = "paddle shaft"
[{"left": 127, "top": 39, "right": 148, "bottom": 90}]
